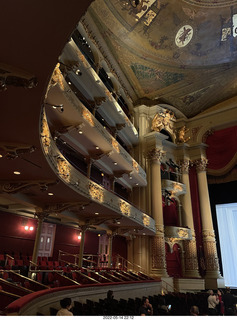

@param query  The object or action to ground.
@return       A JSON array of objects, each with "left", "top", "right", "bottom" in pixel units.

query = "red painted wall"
[{"left": 0, "top": 211, "right": 99, "bottom": 259}]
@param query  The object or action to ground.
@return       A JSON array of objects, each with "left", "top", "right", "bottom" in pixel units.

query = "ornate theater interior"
[{"left": 0, "top": 0, "right": 236, "bottom": 316}]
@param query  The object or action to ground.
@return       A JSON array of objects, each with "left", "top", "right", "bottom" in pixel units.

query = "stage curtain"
[{"left": 206, "top": 126, "right": 237, "bottom": 170}]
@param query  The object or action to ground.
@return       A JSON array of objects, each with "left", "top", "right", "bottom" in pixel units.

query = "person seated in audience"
[
  {"left": 139, "top": 297, "right": 153, "bottom": 316},
  {"left": 157, "top": 296, "right": 169, "bottom": 315},
  {"left": 56, "top": 297, "right": 73, "bottom": 316},
  {"left": 207, "top": 290, "right": 219, "bottom": 315},
  {"left": 190, "top": 305, "right": 199, "bottom": 316}
]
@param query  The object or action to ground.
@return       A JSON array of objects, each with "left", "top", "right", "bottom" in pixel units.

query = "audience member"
[
  {"left": 217, "top": 289, "right": 224, "bottom": 315},
  {"left": 56, "top": 297, "right": 73, "bottom": 316},
  {"left": 222, "top": 287, "right": 236, "bottom": 315},
  {"left": 190, "top": 305, "right": 199, "bottom": 316},
  {"left": 139, "top": 297, "right": 153, "bottom": 316},
  {"left": 207, "top": 290, "right": 219, "bottom": 315}
]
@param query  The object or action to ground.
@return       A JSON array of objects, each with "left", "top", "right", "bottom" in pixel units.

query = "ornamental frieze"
[
  {"left": 82, "top": 109, "right": 95, "bottom": 127},
  {"left": 41, "top": 116, "right": 51, "bottom": 154},
  {"left": 120, "top": 201, "right": 130, "bottom": 216},
  {"left": 56, "top": 157, "right": 71, "bottom": 183},
  {"left": 89, "top": 182, "right": 104, "bottom": 202},
  {"left": 132, "top": 159, "right": 139, "bottom": 172},
  {"left": 143, "top": 214, "right": 150, "bottom": 227},
  {"left": 50, "top": 63, "right": 65, "bottom": 91}
]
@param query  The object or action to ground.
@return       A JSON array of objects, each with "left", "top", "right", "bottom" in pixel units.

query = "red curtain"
[{"left": 206, "top": 126, "right": 237, "bottom": 170}]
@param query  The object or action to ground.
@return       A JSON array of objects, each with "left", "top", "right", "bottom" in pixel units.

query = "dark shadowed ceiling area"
[{"left": 86, "top": 0, "right": 237, "bottom": 117}]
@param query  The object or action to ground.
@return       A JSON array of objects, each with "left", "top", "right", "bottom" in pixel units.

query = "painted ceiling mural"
[{"left": 87, "top": 0, "right": 237, "bottom": 118}]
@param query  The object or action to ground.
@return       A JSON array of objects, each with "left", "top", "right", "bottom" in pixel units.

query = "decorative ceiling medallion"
[
  {"left": 175, "top": 25, "right": 193, "bottom": 47},
  {"left": 182, "top": 0, "right": 237, "bottom": 7}
]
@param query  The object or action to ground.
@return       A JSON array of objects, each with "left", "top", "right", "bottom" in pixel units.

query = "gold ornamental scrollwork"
[
  {"left": 120, "top": 201, "right": 130, "bottom": 216},
  {"left": 41, "top": 114, "right": 51, "bottom": 154},
  {"left": 143, "top": 214, "right": 150, "bottom": 227},
  {"left": 112, "top": 138, "right": 120, "bottom": 153},
  {"left": 194, "top": 158, "right": 208, "bottom": 172},
  {"left": 178, "top": 159, "right": 190, "bottom": 174},
  {"left": 56, "top": 157, "right": 71, "bottom": 183},
  {"left": 50, "top": 63, "right": 65, "bottom": 91},
  {"left": 89, "top": 183, "right": 104, "bottom": 203},
  {"left": 132, "top": 159, "right": 139, "bottom": 172},
  {"left": 145, "top": 148, "right": 165, "bottom": 163},
  {"left": 178, "top": 228, "right": 189, "bottom": 238},
  {"left": 176, "top": 126, "right": 190, "bottom": 144},
  {"left": 105, "top": 88, "right": 113, "bottom": 102},
  {"left": 82, "top": 109, "right": 94, "bottom": 127},
  {"left": 151, "top": 109, "right": 176, "bottom": 133}
]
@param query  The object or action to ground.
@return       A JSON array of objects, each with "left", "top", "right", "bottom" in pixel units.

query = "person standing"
[
  {"left": 222, "top": 287, "right": 236, "bottom": 315},
  {"left": 207, "top": 290, "right": 219, "bottom": 315}
]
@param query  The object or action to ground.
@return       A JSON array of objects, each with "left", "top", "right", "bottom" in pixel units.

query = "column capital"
[
  {"left": 144, "top": 148, "right": 165, "bottom": 163},
  {"left": 35, "top": 211, "right": 49, "bottom": 221},
  {"left": 194, "top": 158, "right": 208, "bottom": 172},
  {"left": 178, "top": 159, "right": 190, "bottom": 174}
]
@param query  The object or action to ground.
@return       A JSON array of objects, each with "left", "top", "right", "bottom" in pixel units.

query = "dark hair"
[
  {"left": 142, "top": 297, "right": 148, "bottom": 305},
  {"left": 107, "top": 290, "right": 114, "bottom": 299},
  {"left": 60, "top": 298, "right": 72, "bottom": 309}
]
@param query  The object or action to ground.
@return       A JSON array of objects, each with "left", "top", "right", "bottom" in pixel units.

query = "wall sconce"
[
  {"left": 24, "top": 225, "right": 34, "bottom": 231},
  {"left": 78, "top": 232, "right": 82, "bottom": 240}
]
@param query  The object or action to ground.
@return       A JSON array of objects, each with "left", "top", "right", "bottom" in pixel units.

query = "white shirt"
[
  {"left": 56, "top": 308, "right": 73, "bottom": 316},
  {"left": 208, "top": 295, "right": 219, "bottom": 309}
]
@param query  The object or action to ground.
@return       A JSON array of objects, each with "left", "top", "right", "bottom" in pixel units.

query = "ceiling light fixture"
[
  {"left": 48, "top": 192, "right": 54, "bottom": 196},
  {"left": 14, "top": 171, "right": 21, "bottom": 175},
  {"left": 45, "top": 103, "right": 64, "bottom": 113}
]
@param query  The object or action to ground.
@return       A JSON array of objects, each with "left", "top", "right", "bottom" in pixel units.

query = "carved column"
[
  {"left": 32, "top": 212, "right": 49, "bottom": 264},
  {"left": 107, "top": 233, "right": 113, "bottom": 268},
  {"left": 179, "top": 160, "right": 200, "bottom": 278},
  {"left": 78, "top": 226, "right": 87, "bottom": 268},
  {"left": 146, "top": 148, "right": 168, "bottom": 277},
  {"left": 195, "top": 158, "right": 221, "bottom": 279}
]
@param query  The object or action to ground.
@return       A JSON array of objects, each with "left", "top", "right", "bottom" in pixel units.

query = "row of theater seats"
[{"left": 47, "top": 292, "right": 210, "bottom": 316}]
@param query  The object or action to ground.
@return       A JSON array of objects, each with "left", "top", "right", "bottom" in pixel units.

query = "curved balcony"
[
  {"left": 45, "top": 72, "right": 146, "bottom": 189},
  {"left": 59, "top": 40, "right": 138, "bottom": 146},
  {"left": 40, "top": 109, "right": 155, "bottom": 236}
]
